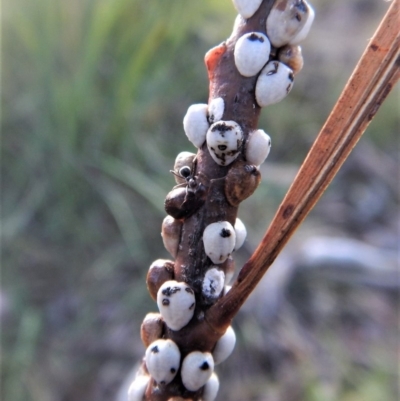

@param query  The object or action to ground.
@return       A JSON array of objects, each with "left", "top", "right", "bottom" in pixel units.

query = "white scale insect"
[
  {"left": 232, "top": 0, "right": 263, "bottom": 19},
  {"left": 203, "top": 221, "right": 236, "bottom": 264},
  {"left": 208, "top": 97, "right": 225, "bottom": 124},
  {"left": 128, "top": 375, "right": 149, "bottom": 401},
  {"left": 206, "top": 121, "right": 243, "bottom": 166},
  {"left": 234, "top": 32, "right": 271, "bottom": 77},
  {"left": 255, "top": 61, "right": 294, "bottom": 107},
  {"left": 245, "top": 129, "right": 271, "bottom": 166},
  {"left": 181, "top": 351, "right": 215, "bottom": 391},
  {"left": 212, "top": 325, "right": 236, "bottom": 365},
  {"left": 145, "top": 339, "right": 181, "bottom": 385},
  {"left": 157, "top": 280, "right": 196, "bottom": 331},
  {"left": 266, "top": 0, "right": 314, "bottom": 48},
  {"left": 183, "top": 103, "right": 209, "bottom": 148}
]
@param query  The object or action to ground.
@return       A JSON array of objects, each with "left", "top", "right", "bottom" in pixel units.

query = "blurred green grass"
[{"left": 1, "top": 0, "right": 398, "bottom": 400}]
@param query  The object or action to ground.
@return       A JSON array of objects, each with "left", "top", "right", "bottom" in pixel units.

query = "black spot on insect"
[
  {"left": 248, "top": 33, "right": 264, "bottom": 43},
  {"left": 288, "top": 72, "right": 294, "bottom": 82},
  {"left": 220, "top": 228, "right": 231, "bottom": 238},
  {"left": 185, "top": 287, "right": 194, "bottom": 294},
  {"left": 208, "top": 280, "right": 216, "bottom": 294},
  {"left": 200, "top": 362, "right": 210, "bottom": 370},
  {"left": 170, "top": 368, "right": 176, "bottom": 374},
  {"left": 151, "top": 345, "right": 159, "bottom": 353},
  {"left": 296, "top": 0, "right": 307, "bottom": 14},
  {"left": 162, "top": 286, "right": 181, "bottom": 296},
  {"left": 162, "top": 299, "right": 170, "bottom": 306},
  {"left": 267, "top": 61, "right": 279, "bottom": 75},
  {"left": 218, "top": 145, "right": 227, "bottom": 151},
  {"left": 211, "top": 122, "right": 233, "bottom": 132}
]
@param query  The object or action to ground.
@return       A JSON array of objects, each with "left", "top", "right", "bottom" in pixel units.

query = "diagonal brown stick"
[{"left": 208, "top": 0, "right": 400, "bottom": 327}]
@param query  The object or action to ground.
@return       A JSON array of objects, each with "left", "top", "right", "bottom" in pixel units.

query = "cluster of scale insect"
[
  {"left": 233, "top": 0, "right": 315, "bottom": 107},
  {"left": 129, "top": 0, "right": 314, "bottom": 400}
]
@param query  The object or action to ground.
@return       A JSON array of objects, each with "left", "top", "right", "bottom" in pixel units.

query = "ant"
[
  {"left": 165, "top": 157, "right": 209, "bottom": 219},
  {"left": 170, "top": 157, "right": 205, "bottom": 194}
]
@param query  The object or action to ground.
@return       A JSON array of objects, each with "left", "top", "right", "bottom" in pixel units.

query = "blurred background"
[{"left": 2, "top": 0, "right": 399, "bottom": 400}]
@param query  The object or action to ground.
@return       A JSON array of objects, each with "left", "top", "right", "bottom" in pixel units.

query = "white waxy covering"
[
  {"left": 266, "top": 0, "right": 312, "bottom": 48},
  {"left": 232, "top": 0, "right": 263, "bottom": 19},
  {"left": 202, "top": 373, "right": 220, "bottom": 401},
  {"left": 234, "top": 32, "right": 271, "bottom": 77},
  {"left": 212, "top": 326, "right": 236, "bottom": 365},
  {"left": 181, "top": 351, "right": 214, "bottom": 392},
  {"left": 145, "top": 339, "right": 181, "bottom": 385},
  {"left": 208, "top": 97, "right": 225, "bottom": 124},
  {"left": 234, "top": 218, "right": 247, "bottom": 251},
  {"left": 245, "top": 129, "right": 271, "bottom": 166},
  {"left": 161, "top": 215, "right": 182, "bottom": 258},
  {"left": 233, "top": 14, "right": 245, "bottom": 32},
  {"left": 183, "top": 104, "right": 209, "bottom": 148},
  {"left": 173, "top": 151, "right": 196, "bottom": 185},
  {"left": 203, "top": 221, "right": 236, "bottom": 264},
  {"left": 202, "top": 267, "right": 225, "bottom": 299},
  {"left": 289, "top": 3, "right": 315, "bottom": 44},
  {"left": 157, "top": 280, "right": 195, "bottom": 331},
  {"left": 206, "top": 121, "right": 243, "bottom": 166},
  {"left": 128, "top": 375, "right": 150, "bottom": 401},
  {"left": 225, "top": 257, "right": 235, "bottom": 285},
  {"left": 255, "top": 61, "right": 294, "bottom": 107}
]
